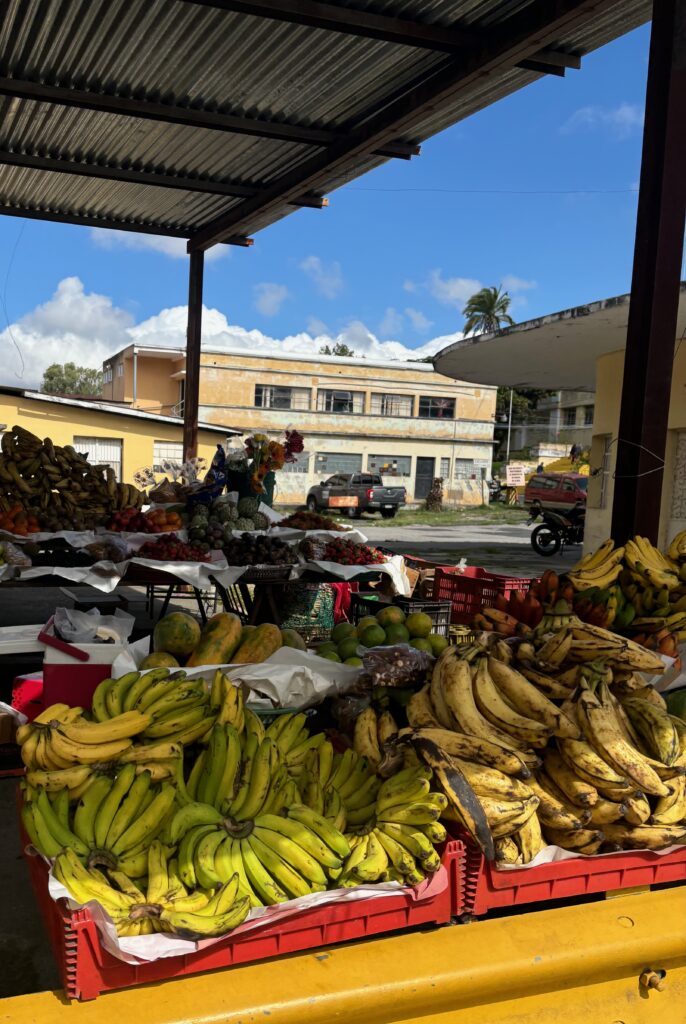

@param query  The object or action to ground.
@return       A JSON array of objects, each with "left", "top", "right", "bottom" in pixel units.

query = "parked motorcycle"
[{"left": 528, "top": 502, "right": 585, "bottom": 556}]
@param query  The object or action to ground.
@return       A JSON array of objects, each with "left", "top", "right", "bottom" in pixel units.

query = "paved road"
[{"left": 364, "top": 522, "right": 574, "bottom": 577}]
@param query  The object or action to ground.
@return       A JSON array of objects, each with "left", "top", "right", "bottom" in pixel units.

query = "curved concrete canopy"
[{"left": 433, "top": 283, "right": 686, "bottom": 389}]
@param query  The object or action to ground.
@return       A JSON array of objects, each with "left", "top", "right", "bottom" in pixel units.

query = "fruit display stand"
[
  {"left": 21, "top": 835, "right": 465, "bottom": 1001},
  {"left": 458, "top": 831, "right": 686, "bottom": 916}
]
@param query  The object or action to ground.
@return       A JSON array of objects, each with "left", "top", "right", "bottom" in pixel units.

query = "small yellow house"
[{"left": 0, "top": 386, "right": 238, "bottom": 483}]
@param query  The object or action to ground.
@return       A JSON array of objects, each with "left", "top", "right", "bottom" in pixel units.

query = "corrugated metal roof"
[{"left": 0, "top": 0, "right": 651, "bottom": 243}]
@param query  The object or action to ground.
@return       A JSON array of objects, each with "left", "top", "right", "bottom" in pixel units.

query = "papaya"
[
  {"left": 240, "top": 624, "right": 257, "bottom": 643},
  {"left": 230, "top": 623, "right": 282, "bottom": 664},
  {"left": 153, "top": 612, "right": 202, "bottom": 657},
  {"left": 139, "top": 651, "right": 179, "bottom": 669},
  {"left": 280, "top": 628, "right": 306, "bottom": 651},
  {"left": 186, "top": 612, "right": 243, "bottom": 667}
]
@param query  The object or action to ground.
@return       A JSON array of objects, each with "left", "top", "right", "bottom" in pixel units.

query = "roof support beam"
[
  {"left": 0, "top": 203, "right": 253, "bottom": 246},
  {"left": 0, "top": 149, "right": 326, "bottom": 208},
  {"left": 610, "top": 0, "right": 686, "bottom": 543},
  {"left": 0, "top": 77, "right": 416, "bottom": 161},
  {"left": 183, "top": 250, "right": 204, "bottom": 461},
  {"left": 180, "top": 0, "right": 581, "bottom": 69},
  {"left": 187, "top": 0, "right": 601, "bottom": 250}
]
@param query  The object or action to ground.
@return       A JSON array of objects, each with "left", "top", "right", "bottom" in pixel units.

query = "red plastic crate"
[
  {"left": 22, "top": 839, "right": 465, "bottom": 1001},
  {"left": 432, "top": 567, "right": 533, "bottom": 625},
  {"left": 457, "top": 834, "right": 686, "bottom": 917}
]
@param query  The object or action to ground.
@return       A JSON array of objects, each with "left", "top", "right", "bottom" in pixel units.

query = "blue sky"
[{"left": 0, "top": 21, "right": 652, "bottom": 385}]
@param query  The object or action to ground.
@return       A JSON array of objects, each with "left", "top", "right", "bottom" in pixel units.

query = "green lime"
[
  {"left": 320, "top": 651, "right": 342, "bottom": 662},
  {"left": 410, "top": 637, "right": 433, "bottom": 653},
  {"left": 332, "top": 622, "right": 357, "bottom": 643},
  {"left": 383, "top": 623, "right": 410, "bottom": 645},
  {"left": 317, "top": 642, "right": 338, "bottom": 656},
  {"left": 359, "top": 624, "right": 386, "bottom": 648},
  {"left": 356, "top": 615, "right": 379, "bottom": 636},
  {"left": 337, "top": 637, "right": 361, "bottom": 661},
  {"left": 344, "top": 656, "right": 364, "bottom": 667},
  {"left": 428, "top": 633, "right": 449, "bottom": 656},
  {"left": 376, "top": 605, "right": 406, "bottom": 628},
  {"left": 405, "top": 612, "right": 433, "bottom": 638}
]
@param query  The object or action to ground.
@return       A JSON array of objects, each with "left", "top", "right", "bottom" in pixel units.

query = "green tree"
[
  {"left": 319, "top": 342, "right": 356, "bottom": 357},
  {"left": 42, "top": 363, "right": 103, "bottom": 396},
  {"left": 462, "top": 285, "right": 515, "bottom": 336}
]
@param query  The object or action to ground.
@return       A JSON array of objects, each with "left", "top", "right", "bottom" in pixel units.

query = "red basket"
[
  {"left": 22, "top": 838, "right": 465, "bottom": 1001},
  {"left": 457, "top": 834, "right": 686, "bottom": 917},
  {"left": 432, "top": 567, "right": 533, "bottom": 624}
]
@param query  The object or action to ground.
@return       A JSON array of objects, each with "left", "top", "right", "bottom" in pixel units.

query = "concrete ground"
[{"left": 369, "top": 522, "right": 573, "bottom": 577}]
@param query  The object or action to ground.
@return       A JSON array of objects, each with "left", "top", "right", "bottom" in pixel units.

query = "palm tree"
[{"left": 462, "top": 285, "right": 515, "bottom": 336}]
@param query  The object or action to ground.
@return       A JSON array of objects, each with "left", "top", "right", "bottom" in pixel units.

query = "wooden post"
[
  {"left": 183, "top": 250, "right": 204, "bottom": 461},
  {"left": 611, "top": 0, "right": 686, "bottom": 543}
]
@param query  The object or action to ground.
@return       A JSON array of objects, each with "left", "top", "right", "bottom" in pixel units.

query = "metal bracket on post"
[{"left": 183, "top": 250, "right": 205, "bottom": 462}]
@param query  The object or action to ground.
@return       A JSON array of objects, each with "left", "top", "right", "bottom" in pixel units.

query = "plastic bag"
[
  {"left": 53, "top": 608, "right": 135, "bottom": 645},
  {"left": 359, "top": 644, "right": 434, "bottom": 689},
  {"left": 0, "top": 541, "right": 32, "bottom": 567}
]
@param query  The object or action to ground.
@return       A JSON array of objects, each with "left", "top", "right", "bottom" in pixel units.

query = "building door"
[
  {"left": 73, "top": 436, "right": 123, "bottom": 481},
  {"left": 414, "top": 457, "right": 434, "bottom": 500}
]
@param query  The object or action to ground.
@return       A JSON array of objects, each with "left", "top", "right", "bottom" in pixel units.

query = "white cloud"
[
  {"left": 1, "top": 277, "right": 133, "bottom": 387},
  {"left": 253, "top": 282, "right": 289, "bottom": 317},
  {"left": 559, "top": 103, "right": 644, "bottom": 139},
  {"left": 428, "top": 270, "right": 482, "bottom": 307},
  {"left": 403, "top": 279, "right": 417, "bottom": 293},
  {"left": 299, "top": 255, "right": 343, "bottom": 299},
  {"left": 0, "top": 277, "right": 468, "bottom": 390},
  {"left": 405, "top": 307, "right": 433, "bottom": 333},
  {"left": 306, "top": 317, "right": 329, "bottom": 337},
  {"left": 379, "top": 307, "right": 404, "bottom": 338},
  {"left": 501, "top": 275, "right": 537, "bottom": 294},
  {"left": 90, "top": 229, "right": 227, "bottom": 263}
]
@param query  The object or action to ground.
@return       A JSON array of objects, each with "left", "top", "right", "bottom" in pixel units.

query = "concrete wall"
[
  {"left": 585, "top": 346, "right": 686, "bottom": 551},
  {"left": 0, "top": 393, "right": 224, "bottom": 485}
]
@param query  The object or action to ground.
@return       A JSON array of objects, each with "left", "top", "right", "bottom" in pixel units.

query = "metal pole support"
[
  {"left": 183, "top": 250, "right": 205, "bottom": 461},
  {"left": 611, "top": 0, "right": 686, "bottom": 543}
]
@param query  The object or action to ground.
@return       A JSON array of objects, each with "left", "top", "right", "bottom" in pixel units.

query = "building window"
[
  {"left": 73, "top": 436, "right": 122, "bottom": 482},
  {"left": 103, "top": 365, "right": 113, "bottom": 384},
  {"left": 117, "top": 363, "right": 124, "bottom": 378},
  {"left": 315, "top": 452, "right": 363, "bottom": 474},
  {"left": 584, "top": 405, "right": 594, "bottom": 426},
  {"left": 316, "top": 390, "right": 364, "bottom": 414},
  {"left": 454, "top": 458, "right": 475, "bottom": 479},
  {"left": 370, "top": 393, "right": 413, "bottom": 417},
  {"left": 255, "top": 385, "right": 311, "bottom": 410},
  {"left": 281, "top": 450, "right": 311, "bottom": 473},
  {"left": 564, "top": 408, "right": 577, "bottom": 426},
  {"left": 368, "top": 454, "right": 412, "bottom": 476},
  {"left": 153, "top": 441, "right": 184, "bottom": 470},
  {"left": 440, "top": 457, "right": 450, "bottom": 479},
  {"left": 418, "top": 396, "right": 455, "bottom": 419}
]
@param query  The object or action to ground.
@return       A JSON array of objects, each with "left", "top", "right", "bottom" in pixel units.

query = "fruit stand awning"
[
  {"left": 0, "top": 0, "right": 650, "bottom": 250},
  {"left": 433, "top": 283, "right": 686, "bottom": 390}
]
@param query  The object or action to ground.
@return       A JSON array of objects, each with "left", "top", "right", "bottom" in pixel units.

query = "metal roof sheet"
[{"left": 0, "top": 0, "right": 651, "bottom": 244}]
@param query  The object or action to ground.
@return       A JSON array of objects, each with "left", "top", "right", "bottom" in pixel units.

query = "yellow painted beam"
[{"left": 2, "top": 887, "right": 685, "bottom": 1024}]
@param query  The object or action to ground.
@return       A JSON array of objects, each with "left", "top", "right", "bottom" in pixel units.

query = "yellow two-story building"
[{"left": 102, "top": 346, "right": 497, "bottom": 505}]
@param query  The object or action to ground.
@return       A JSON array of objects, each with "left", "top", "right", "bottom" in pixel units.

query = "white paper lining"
[{"left": 44, "top": 854, "right": 447, "bottom": 965}]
